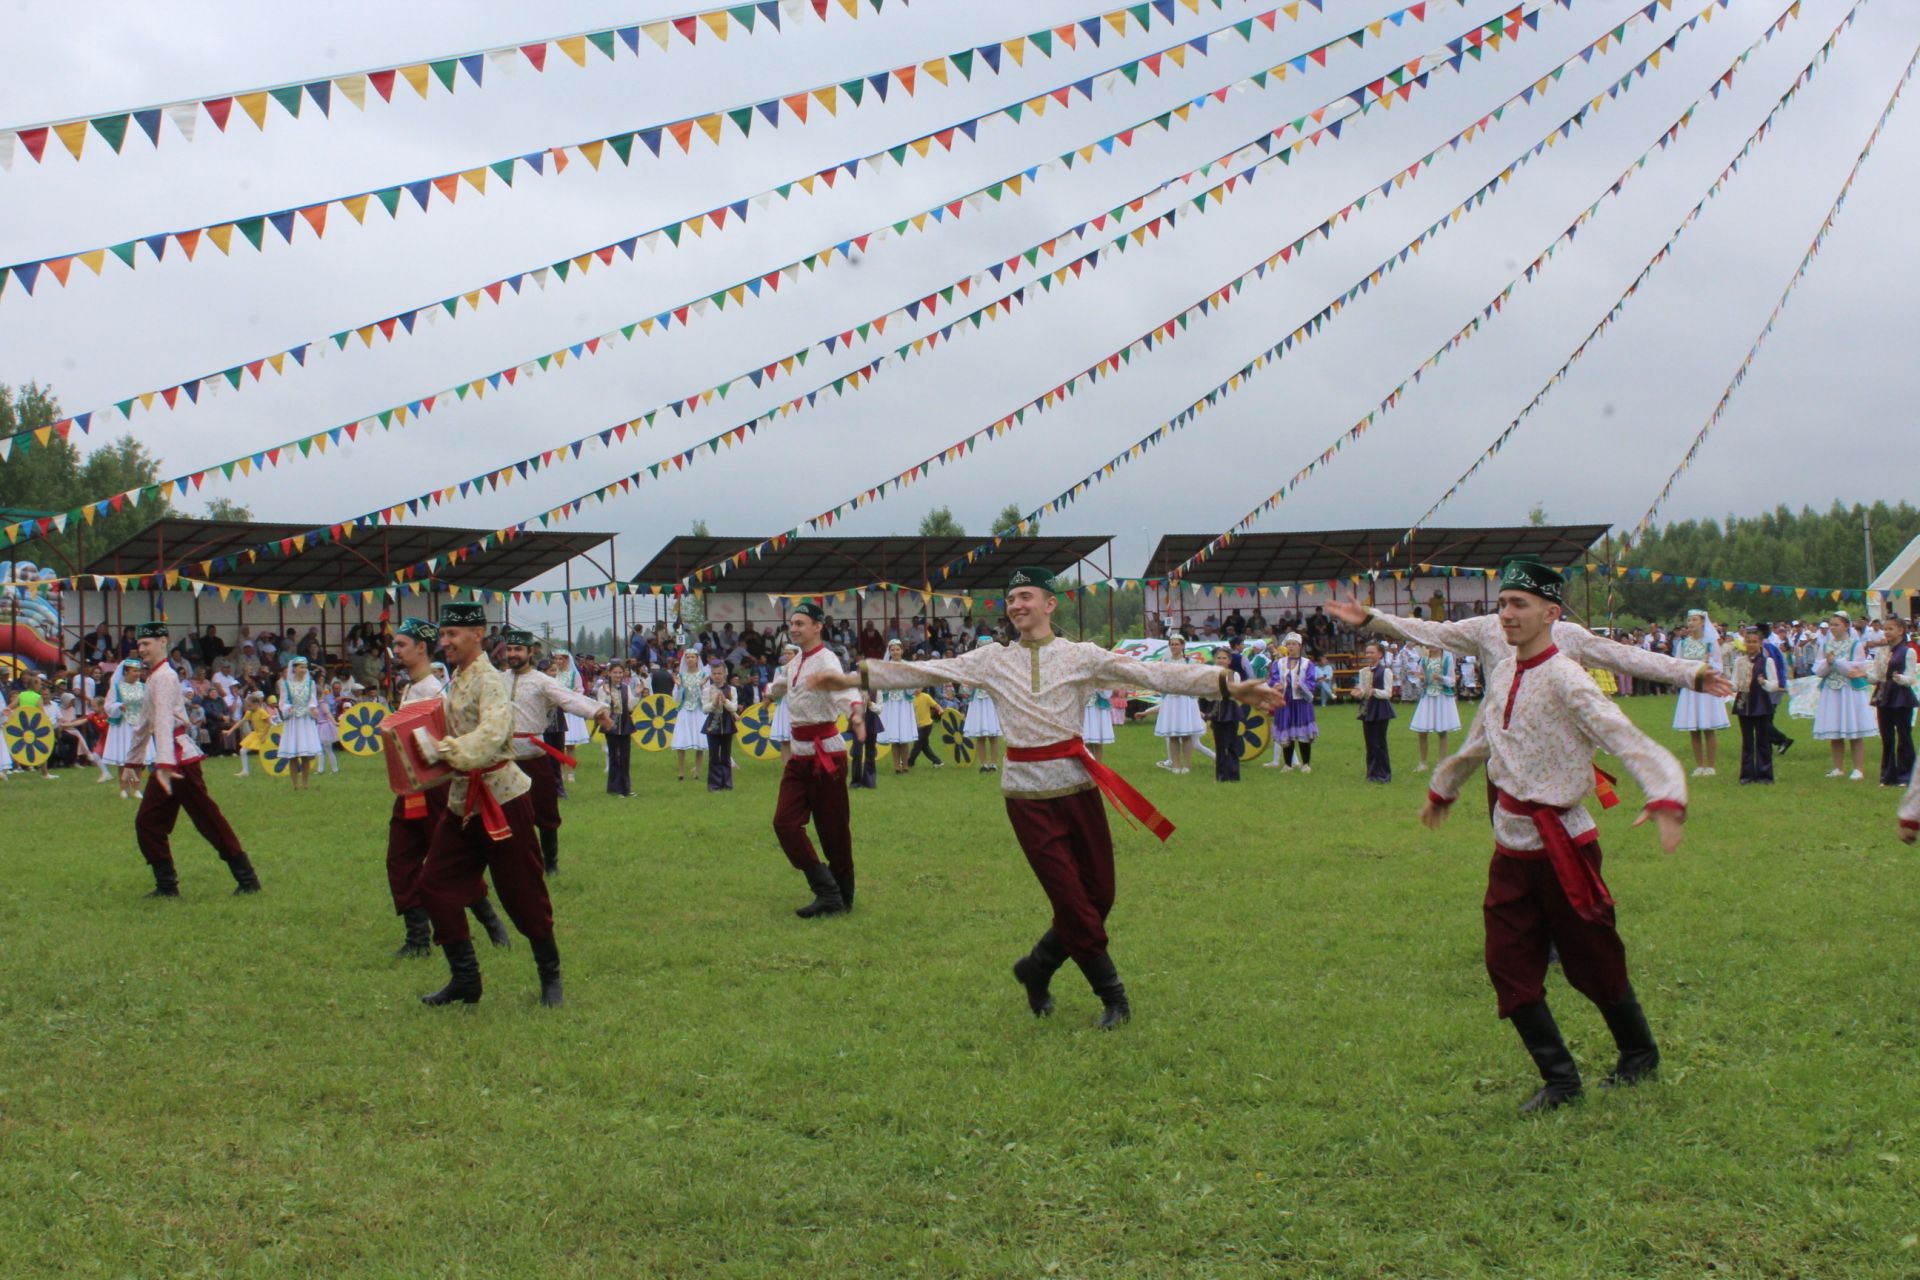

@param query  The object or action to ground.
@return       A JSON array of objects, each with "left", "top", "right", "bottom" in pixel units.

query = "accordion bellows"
[{"left": 382, "top": 698, "right": 454, "bottom": 795}]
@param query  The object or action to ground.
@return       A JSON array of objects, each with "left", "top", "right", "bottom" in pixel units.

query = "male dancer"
[
  {"left": 602, "top": 661, "right": 637, "bottom": 797},
  {"left": 763, "top": 603, "right": 865, "bottom": 916},
  {"left": 815, "top": 568, "right": 1282, "bottom": 1028},
  {"left": 385, "top": 617, "right": 511, "bottom": 958},
  {"left": 501, "top": 627, "right": 611, "bottom": 876},
  {"left": 121, "top": 622, "right": 263, "bottom": 898},
  {"left": 412, "top": 603, "right": 564, "bottom": 1007},
  {"left": 1421, "top": 559, "right": 1685, "bottom": 1112}
]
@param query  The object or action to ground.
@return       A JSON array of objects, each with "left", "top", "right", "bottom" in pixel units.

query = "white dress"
[
  {"left": 556, "top": 670, "right": 591, "bottom": 746},
  {"left": 962, "top": 689, "right": 1002, "bottom": 739},
  {"left": 102, "top": 673, "right": 146, "bottom": 766},
  {"left": 877, "top": 688, "right": 918, "bottom": 744},
  {"left": 770, "top": 694, "right": 793, "bottom": 744},
  {"left": 1081, "top": 690, "right": 1116, "bottom": 745},
  {"left": 1409, "top": 655, "right": 1461, "bottom": 734},
  {"left": 1670, "top": 636, "right": 1730, "bottom": 731},
  {"left": 671, "top": 671, "right": 709, "bottom": 751},
  {"left": 1812, "top": 634, "right": 1875, "bottom": 740},
  {"left": 1154, "top": 657, "right": 1205, "bottom": 738},
  {"left": 277, "top": 677, "right": 323, "bottom": 757}
]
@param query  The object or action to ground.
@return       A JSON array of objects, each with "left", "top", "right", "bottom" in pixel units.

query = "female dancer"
[
  {"left": 276, "top": 655, "right": 323, "bottom": 791},
  {"left": 670, "top": 648, "right": 710, "bottom": 782}
]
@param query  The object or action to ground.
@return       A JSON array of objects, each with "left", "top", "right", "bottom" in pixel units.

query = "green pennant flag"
[
  {"left": 269, "top": 85, "right": 304, "bottom": 117},
  {"left": 587, "top": 30, "right": 616, "bottom": 59},
  {"left": 110, "top": 241, "right": 138, "bottom": 267},
  {"left": 429, "top": 60, "right": 458, "bottom": 92},
  {"left": 1030, "top": 30, "right": 1052, "bottom": 57},
  {"left": 950, "top": 49, "right": 974, "bottom": 79},
  {"left": 376, "top": 187, "right": 403, "bottom": 216},
  {"left": 91, "top": 113, "right": 130, "bottom": 152},
  {"left": 728, "top": 108, "right": 753, "bottom": 137},
  {"left": 491, "top": 158, "right": 517, "bottom": 184},
  {"left": 237, "top": 217, "right": 266, "bottom": 250}
]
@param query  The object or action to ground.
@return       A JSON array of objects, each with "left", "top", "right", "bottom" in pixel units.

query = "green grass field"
[{"left": 2, "top": 697, "right": 1915, "bottom": 1278}]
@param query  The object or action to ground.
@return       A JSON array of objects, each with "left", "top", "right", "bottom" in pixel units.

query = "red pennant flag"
[{"left": 203, "top": 98, "right": 234, "bottom": 131}]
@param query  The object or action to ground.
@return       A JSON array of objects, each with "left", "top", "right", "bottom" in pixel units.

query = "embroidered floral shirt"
[
  {"left": 434, "top": 652, "right": 529, "bottom": 818},
  {"left": 1431, "top": 647, "right": 1686, "bottom": 850},
  {"left": 765, "top": 646, "right": 862, "bottom": 757}
]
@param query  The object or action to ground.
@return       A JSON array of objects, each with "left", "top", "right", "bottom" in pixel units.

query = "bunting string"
[
  {"left": 3, "top": 0, "right": 1579, "bottom": 553},
  {"left": 0, "top": 0, "right": 897, "bottom": 169},
  {"left": 4, "top": 0, "right": 1458, "bottom": 452},
  {"left": 926, "top": 0, "right": 1799, "bottom": 597},
  {"left": 0, "top": 0, "right": 1340, "bottom": 297},
  {"left": 289, "top": 0, "right": 1642, "bottom": 592},
  {"left": 1170, "top": 0, "right": 1848, "bottom": 580},
  {"left": 1628, "top": 41, "right": 1916, "bottom": 539},
  {"left": 1352, "top": 1, "right": 1875, "bottom": 576}
]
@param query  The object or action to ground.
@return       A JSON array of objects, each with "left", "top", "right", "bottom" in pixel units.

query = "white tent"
[{"left": 1868, "top": 532, "right": 1920, "bottom": 620}]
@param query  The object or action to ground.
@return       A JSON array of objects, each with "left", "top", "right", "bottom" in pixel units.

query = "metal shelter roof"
[
  {"left": 630, "top": 534, "right": 1115, "bottom": 595},
  {"left": 82, "top": 518, "right": 614, "bottom": 592},
  {"left": 1143, "top": 525, "right": 1613, "bottom": 584}
]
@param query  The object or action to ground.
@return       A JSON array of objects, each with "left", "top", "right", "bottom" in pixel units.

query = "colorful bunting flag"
[{"left": 0, "top": 0, "right": 893, "bottom": 168}]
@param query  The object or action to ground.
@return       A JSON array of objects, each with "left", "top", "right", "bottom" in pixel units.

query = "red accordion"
[{"left": 381, "top": 697, "right": 454, "bottom": 796}]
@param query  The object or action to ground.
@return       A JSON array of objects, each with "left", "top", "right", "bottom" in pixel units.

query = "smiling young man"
[
  {"left": 120, "top": 621, "right": 262, "bottom": 899},
  {"left": 762, "top": 602, "right": 866, "bottom": 918},
  {"left": 1420, "top": 559, "right": 1686, "bottom": 1113},
  {"left": 812, "top": 567, "right": 1283, "bottom": 1029}
]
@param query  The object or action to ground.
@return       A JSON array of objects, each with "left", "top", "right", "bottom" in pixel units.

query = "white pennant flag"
[{"left": 167, "top": 101, "right": 199, "bottom": 143}]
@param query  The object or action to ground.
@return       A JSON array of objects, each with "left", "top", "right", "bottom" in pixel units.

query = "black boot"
[
  {"left": 1074, "top": 952, "right": 1131, "bottom": 1030},
  {"left": 530, "top": 936, "right": 564, "bottom": 1007},
  {"left": 1509, "top": 1002, "right": 1583, "bottom": 1112},
  {"left": 227, "top": 856, "right": 262, "bottom": 895},
  {"left": 794, "top": 863, "right": 846, "bottom": 918},
  {"left": 420, "top": 939, "right": 482, "bottom": 1006},
  {"left": 838, "top": 869, "right": 855, "bottom": 912},
  {"left": 145, "top": 860, "right": 180, "bottom": 899},
  {"left": 1598, "top": 993, "right": 1660, "bottom": 1088},
  {"left": 394, "top": 907, "right": 432, "bottom": 959},
  {"left": 469, "top": 897, "right": 513, "bottom": 949},
  {"left": 538, "top": 828, "right": 559, "bottom": 876},
  {"left": 1012, "top": 930, "right": 1069, "bottom": 1017}
]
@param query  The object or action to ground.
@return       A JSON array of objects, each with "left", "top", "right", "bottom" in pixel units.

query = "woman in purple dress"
[{"left": 1263, "top": 633, "right": 1319, "bottom": 772}]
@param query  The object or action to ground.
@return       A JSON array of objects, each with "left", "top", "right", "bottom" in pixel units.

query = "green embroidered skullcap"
[
  {"left": 395, "top": 617, "right": 438, "bottom": 644},
  {"left": 1499, "top": 557, "right": 1565, "bottom": 605},
  {"left": 438, "top": 601, "right": 488, "bottom": 628},
  {"left": 134, "top": 620, "right": 169, "bottom": 639},
  {"left": 1006, "top": 566, "right": 1056, "bottom": 595},
  {"left": 501, "top": 626, "right": 536, "bottom": 646},
  {"left": 791, "top": 601, "right": 825, "bottom": 622}
]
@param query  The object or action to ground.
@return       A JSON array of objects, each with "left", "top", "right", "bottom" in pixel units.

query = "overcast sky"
[{"left": 2, "top": 0, "right": 1915, "bottom": 628}]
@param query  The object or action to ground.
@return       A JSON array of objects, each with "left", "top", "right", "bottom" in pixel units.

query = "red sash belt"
[
  {"left": 513, "top": 732, "right": 577, "bottom": 770},
  {"left": 403, "top": 793, "right": 429, "bottom": 820},
  {"left": 464, "top": 761, "right": 514, "bottom": 842},
  {"left": 790, "top": 720, "right": 844, "bottom": 775},
  {"left": 1495, "top": 789, "right": 1613, "bottom": 924},
  {"left": 1005, "top": 737, "right": 1175, "bottom": 843}
]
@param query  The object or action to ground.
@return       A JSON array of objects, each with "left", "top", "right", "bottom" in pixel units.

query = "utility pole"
[{"left": 1863, "top": 507, "right": 1876, "bottom": 584}]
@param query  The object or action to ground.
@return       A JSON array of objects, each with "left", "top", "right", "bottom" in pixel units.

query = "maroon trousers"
[
  {"left": 135, "top": 761, "right": 247, "bottom": 868},
  {"left": 522, "top": 753, "right": 562, "bottom": 831},
  {"left": 772, "top": 753, "right": 852, "bottom": 881},
  {"left": 1483, "top": 839, "right": 1631, "bottom": 1018},
  {"left": 1006, "top": 788, "right": 1115, "bottom": 962},
  {"left": 417, "top": 792, "right": 552, "bottom": 946},
  {"left": 386, "top": 786, "right": 456, "bottom": 914}
]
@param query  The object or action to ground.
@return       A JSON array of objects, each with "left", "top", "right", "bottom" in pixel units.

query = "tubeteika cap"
[
  {"left": 439, "top": 601, "right": 488, "bottom": 628},
  {"left": 1498, "top": 557, "right": 1565, "bottom": 606}
]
